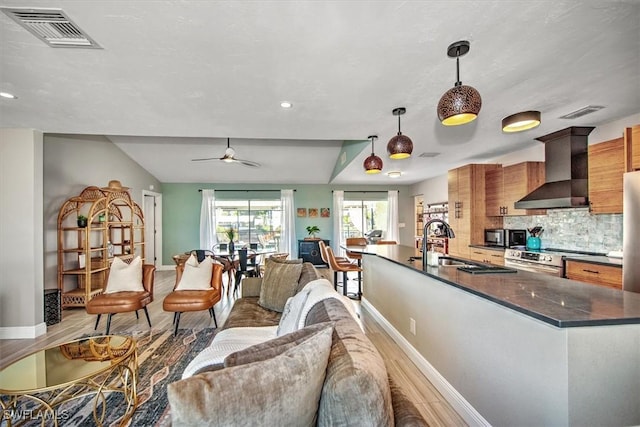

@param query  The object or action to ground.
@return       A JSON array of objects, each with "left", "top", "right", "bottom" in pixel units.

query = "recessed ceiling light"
[
  {"left": 0, "top": 92, "right": 17, "bottom": 99},
  {"left": 386, "top": 171, "right": 402, "bottom": 178},
  {"left": 280, "top": 101, "right": 292, "bottom": 109}
]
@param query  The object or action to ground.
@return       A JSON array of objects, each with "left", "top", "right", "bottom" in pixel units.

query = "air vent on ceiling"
[
  {"left": 559, "top": 105, "right": 605, "bottom": 120},
  {"left": 0, "top": 7, "right": 101, "bottom": 48},
  {"left": 418, "top": 152, "right": 440, "bottom": 158}
]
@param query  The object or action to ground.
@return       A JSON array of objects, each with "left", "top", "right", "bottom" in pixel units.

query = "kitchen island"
[{"left": 347, "top": 244, "right": 640, "bottom": 427}]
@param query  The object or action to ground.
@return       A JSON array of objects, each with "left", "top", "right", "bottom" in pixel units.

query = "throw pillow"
[
  {"left": 104, "top": 256, "right": 143, "bottom": 293},
  {"left": 175, "top": 254, "right": 213, "bottom": 290},
  {"left": 258, "top": 258, "right": 303, "bottom": 312},
  {"left": 270, "top": 256, "right": 303, "bottom": 265},
  {"left": 225, "top": 322, "right": 333, "bottom": 367},
  {"left": 168, "top": 324, "right": 333, "bottom": 427},
  {"left": 276, "top": 285, "right": 313, "bottom": 336}
]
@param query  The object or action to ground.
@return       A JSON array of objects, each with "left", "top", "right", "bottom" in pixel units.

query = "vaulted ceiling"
[{"left": 1, "top": 1, "right": 639, "bottom": 184}]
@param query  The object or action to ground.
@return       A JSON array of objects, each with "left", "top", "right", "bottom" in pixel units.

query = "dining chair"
[{"left": 233, "top": 248, "right": 259, "bottom": 294}]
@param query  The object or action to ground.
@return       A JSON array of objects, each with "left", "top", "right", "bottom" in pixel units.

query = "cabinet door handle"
[
  {"left": 583, "top": 269, "right": 600, "bottom": 274},
  {"left": 503, "top": 206, "right": 508, "bottom": 215}
]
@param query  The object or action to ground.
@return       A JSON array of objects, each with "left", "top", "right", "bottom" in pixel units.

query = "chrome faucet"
[{"left": 422, "top": 219, "right": 455, "bottom": 269}]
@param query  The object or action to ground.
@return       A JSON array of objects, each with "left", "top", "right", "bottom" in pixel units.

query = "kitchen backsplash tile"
[{"left": 504, "top": 208, "right": 622, "bottom": 253}]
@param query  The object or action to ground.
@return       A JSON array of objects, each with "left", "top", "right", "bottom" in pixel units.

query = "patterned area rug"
[{"left": 10, "top": 328, "right": 216, "bottom": 427}]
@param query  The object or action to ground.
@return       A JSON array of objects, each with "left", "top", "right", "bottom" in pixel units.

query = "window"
[
  {"left": 215, "top": 199, "right": 282, "bottom": 250},
  {"left": 341, "top": 197, "right": 388, "bottom": 240}
]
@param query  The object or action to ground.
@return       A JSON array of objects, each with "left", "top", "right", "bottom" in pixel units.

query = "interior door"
[{"left": 144, "top": 194, "right": 156, "bottom": 266}]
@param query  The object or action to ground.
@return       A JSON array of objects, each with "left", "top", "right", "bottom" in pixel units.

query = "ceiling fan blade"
[
  {"left": 191, "top": 157, "right": 218, "bottom": 162},
  {"left": 236, "top": 158, "right": 261, "bottom": 168}
]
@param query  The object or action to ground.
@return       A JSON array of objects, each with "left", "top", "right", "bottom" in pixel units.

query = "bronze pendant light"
[
  {"left": 363, "top": 135, "right": 383, "bottom": 174},
  {"left": 502, "top": 110, "right": 541, "bottom": 133},
  {"left": 437, "top": 40, "right": 482, "bottom": 126},
  {"left": 387, "top": 107, "right": 413, "bottom": 159}
]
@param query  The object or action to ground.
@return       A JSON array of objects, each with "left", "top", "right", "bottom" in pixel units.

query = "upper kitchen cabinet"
[
  {"left": 448, "top": 164, "right": 501, "bottom": 259},
  {"left": 624, "top": 125, "right": 640, "bottom": 171},
  {"left": 588, "top": 137, "right": 624, "bottom": 214},
  {"left": 485, "top": 162, "right": 546, "bottom": 216}
]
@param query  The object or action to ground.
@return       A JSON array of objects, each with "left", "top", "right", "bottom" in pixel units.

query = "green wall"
[{"left": 162, "top": 182, "right": 411, "bottom": 265}]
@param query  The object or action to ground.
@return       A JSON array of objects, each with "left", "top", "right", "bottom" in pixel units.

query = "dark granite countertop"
[
  {"left": 564, "top": 255, "right": 623, "bottom": 268},
  {"left": 345, "top": 244, "right": 640, "bottom": 328}
]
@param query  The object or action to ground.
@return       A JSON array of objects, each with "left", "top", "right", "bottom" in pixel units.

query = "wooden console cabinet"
[{"left": 298, "top": 239, "right": 329, "bottom": 266}]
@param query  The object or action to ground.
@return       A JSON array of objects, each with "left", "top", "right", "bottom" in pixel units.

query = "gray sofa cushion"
[
  {"left": 258, "top": 258, "right": 303, "bottom": 312},
  {"left": 168, "top": 324, "right": 334, "bottom": 427},
  {"left": 296, "top": 262, "right": 320, "bottom": 293},
  {"left": 306, "top": 298, "right": 395, "bottom": 427},
  {"left": 221, "top": 297, "right": 281, "bottom": 331}
]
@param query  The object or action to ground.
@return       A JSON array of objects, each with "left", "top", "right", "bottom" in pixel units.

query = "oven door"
[{"left": 504, "top": 259, "right": 563, "bottom": 277}]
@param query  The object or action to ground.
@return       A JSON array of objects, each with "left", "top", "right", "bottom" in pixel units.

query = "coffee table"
[{"left": 0, "top": 335, "right": 137, "bottom": 426}]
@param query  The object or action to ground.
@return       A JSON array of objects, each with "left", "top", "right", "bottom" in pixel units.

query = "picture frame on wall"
[
  {"left": 308, "top": 208, "right": 319, "bottom": 218},
  {"left": 320, "top": 208, "right": 330, "bottom": 218},
  {"left": 297, "top": 208, "right": 307, "bottom": 217}
]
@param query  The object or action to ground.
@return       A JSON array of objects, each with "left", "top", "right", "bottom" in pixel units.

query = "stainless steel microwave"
[{"left": 485, "top": 229, "right": 526, "bottom": 247}]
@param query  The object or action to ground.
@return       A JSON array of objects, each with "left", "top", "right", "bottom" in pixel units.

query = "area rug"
[{"left": 12, "top": 328, "right": 216, "bottom": 427}]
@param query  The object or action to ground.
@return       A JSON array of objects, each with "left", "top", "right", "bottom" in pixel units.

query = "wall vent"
[
  {"left": 0, "top": 7, "right": 101, "bottom": 48},
  {"left": 559, "top": 105, "right": 605, "bottom": 120},
  {"left": 418, "top": 152, "right": 440, "bottom": 158}
]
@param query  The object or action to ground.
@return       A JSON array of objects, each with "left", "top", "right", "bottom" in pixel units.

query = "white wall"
[{"left": 0, "top": 129, "right": 44, "bottom": 335}]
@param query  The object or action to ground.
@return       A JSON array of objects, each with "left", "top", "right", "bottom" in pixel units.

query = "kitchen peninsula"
[{"left": 348, "top": 244, "right": 640, "bottom": 427}]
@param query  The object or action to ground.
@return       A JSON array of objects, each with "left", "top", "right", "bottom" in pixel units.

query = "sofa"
[{"left": 167, "top": 261, "right": 428, "bottom": 426}]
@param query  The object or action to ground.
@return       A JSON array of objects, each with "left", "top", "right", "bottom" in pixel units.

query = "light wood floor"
[{"left": 0, "top": 270, "right": 467, "bottom": 426}]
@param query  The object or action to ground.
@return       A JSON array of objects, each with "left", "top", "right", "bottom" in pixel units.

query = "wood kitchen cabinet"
[
  {"left": 485, "top": 162, "right": 546, "bottom": 216},
  {"left": 565, "top": 260, "right": 622, "bottom": 290},
  {"left": 469, "top": 247, "right": 505, "bottom": 265},
  {"left": 448, "top": 164, "right": 501, "bottom": 259},
  {"left": 624, "top": 124, "right": 640, "bottom": 172},
  {"left": 588, "top": 137, "right": 624, "bottom": 214}
]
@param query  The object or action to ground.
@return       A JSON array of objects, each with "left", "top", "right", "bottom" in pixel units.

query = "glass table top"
[{"left": 0, "top": 335, "right": 135, "bottom": 393}]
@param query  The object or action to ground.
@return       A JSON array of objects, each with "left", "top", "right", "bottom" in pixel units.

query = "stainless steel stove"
[{"left": 503, "top": 248, "right": 596, "bottom": 277}]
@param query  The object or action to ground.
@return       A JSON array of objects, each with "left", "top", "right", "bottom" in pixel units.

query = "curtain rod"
[
  {"left": 332, "top": 190, "right": 394, "bottom": 193},
  {"left": 198, "top": 189, "right": 296, "bottom": 192}
]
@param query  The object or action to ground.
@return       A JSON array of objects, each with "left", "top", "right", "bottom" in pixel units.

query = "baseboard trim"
[
  {"left": 0, "top": 322, "right": 47, "bottom": 339},
  {"left": 361, "top": 298, "right": 490, "bottom": 427}
]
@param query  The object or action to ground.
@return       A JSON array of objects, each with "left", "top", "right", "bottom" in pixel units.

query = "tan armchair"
[
  {"left": 86, "top": 264, "right": 156, "bottom": 335},
  {"left": 163, "top": 263, "right": 223, "bottom": 335}
]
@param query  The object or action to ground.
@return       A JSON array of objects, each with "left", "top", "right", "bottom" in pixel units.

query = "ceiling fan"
[{"left": 192, "top": 138, "right": 261, "bottom": 168}]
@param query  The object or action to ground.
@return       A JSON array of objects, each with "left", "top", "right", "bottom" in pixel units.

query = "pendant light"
[
  {"left": 437, "top": 40, "right": 482, "bottom": 126},
  {"left": 363, "top": 135, "right": 383, "bottom": 174},
  {"left": 387, "top": 107, "right": 413, "bottom": 159},
  {"left": 502, "top": 110, "right": 541, "bottom": 133}
]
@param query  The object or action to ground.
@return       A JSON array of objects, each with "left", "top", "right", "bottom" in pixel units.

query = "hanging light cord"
[
  {"left": 397, "top": 115, "right": 402, "bottom": 135},
  {"left": 370, "top": 136, "right": 376, "bottom": 155},
  {"left": 455, "top": 47, "right": 462, "bottom": 87}
]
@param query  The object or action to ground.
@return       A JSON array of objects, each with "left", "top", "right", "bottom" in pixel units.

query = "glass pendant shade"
[
  {"left": 502, "top": 110, "right": 541, "bottom": 133},
  {"left": 437, "top": 41, "right": 481, "bottom": 126},
  {"left": 387, "top": 108, "right": 413, "bottom": 159},
  {"left": 364, "top": 135, "right": 383, "bottom": 174}
]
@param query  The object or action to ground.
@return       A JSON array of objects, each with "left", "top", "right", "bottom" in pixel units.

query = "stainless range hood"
[{"left": 515, "top": 126, "right": 595, "bottom": 210}]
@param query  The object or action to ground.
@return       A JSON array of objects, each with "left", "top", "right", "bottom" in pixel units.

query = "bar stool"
[
  {"left": 345, "top": 237, "right": 366, "bottom": 286},
  {"left": 319, "top": 240, "right": 351, "bottom": 288},
  {"left": 326, "top": 247, "right": 362, "bottom": 299}
]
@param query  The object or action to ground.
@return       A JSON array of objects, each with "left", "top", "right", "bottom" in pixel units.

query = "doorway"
[{"left": 142, "top": 190, "right": 162, "bottom": 267}]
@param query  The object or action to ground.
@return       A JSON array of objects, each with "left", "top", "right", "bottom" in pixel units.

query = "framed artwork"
[
  {"left": 308, "top": 208, "right": 319, "bottom": 218},
  {"left": 297, "top": 208, "right": 307, "bottom": 217},
  {"left": 320, "top": 208, "right": 330, "bottom": 218}
]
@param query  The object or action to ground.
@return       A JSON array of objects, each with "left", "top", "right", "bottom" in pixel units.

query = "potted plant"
[
  {"left": 225, "top": 227, "right": 236, "bottom": 253},
  {"left": 305, "top": 225, "right": 320, "bottom": 240},
  {"left": 77, "top": 215, "right": 88, "bottom": 228}
]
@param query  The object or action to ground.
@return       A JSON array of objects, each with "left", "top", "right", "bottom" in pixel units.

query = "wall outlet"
[{"left": 409, "top": 317, "right": 416, "bottom": 335}]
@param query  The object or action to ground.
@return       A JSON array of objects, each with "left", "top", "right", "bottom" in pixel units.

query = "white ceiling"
[{"left": 1, "top": 1, "right": 639, "bottom": 185}]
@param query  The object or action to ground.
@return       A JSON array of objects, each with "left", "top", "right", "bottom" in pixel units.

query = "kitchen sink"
[{"left": 437, "top": 257, "right": 477, "bottom": 267}]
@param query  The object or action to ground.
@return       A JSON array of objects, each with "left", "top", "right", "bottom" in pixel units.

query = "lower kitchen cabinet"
[
  {"left": 469, "top": 247, "right": 505, "bottom": 265},
  {"left": 565, "top": 260, "right": 622, "bottom": 289}
]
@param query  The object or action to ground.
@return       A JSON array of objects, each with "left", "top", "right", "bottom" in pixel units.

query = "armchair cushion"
[
  {"left": 175, "top": 254, "right": 213, "bottom": 290},
  {"left": 104, "top": 256, "right": 143, "bottom": 293},
  {"left": 168, "top": 324, "right": 333, "bottom": 427},
  {"left": 258, "top": 258, "right": 303, "bottom": 312}
]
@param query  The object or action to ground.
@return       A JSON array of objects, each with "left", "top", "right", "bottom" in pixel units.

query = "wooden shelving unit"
[{"left": 57, "top": 186, "right": 145, "bottom": 308}]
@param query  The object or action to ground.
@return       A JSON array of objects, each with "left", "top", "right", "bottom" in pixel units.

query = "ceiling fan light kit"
[
  {"left": 387, "top": 107, "right": 413, "bottom": 159},
  {"left": 502, "top": 110, "right": 541, "bottom": 133},
  {"left": 437, "top": 40, "right": 482, "bottom": 126},
  {"left": 191, "top": 138, "right": 260, "bottom": 168},
  {"left": 363, "top": 135, "right": 383, "bottom": 174}
]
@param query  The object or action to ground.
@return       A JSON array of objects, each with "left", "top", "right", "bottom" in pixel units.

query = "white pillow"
[
  {"left": 276, "top": 286, "right": 313, "bottom": 336},
  {"left": 104, "top": 256, "right": 143, "bottom": 293},
  {"left": 175, "top": 254, "right": 213, "bottom": 290}
]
